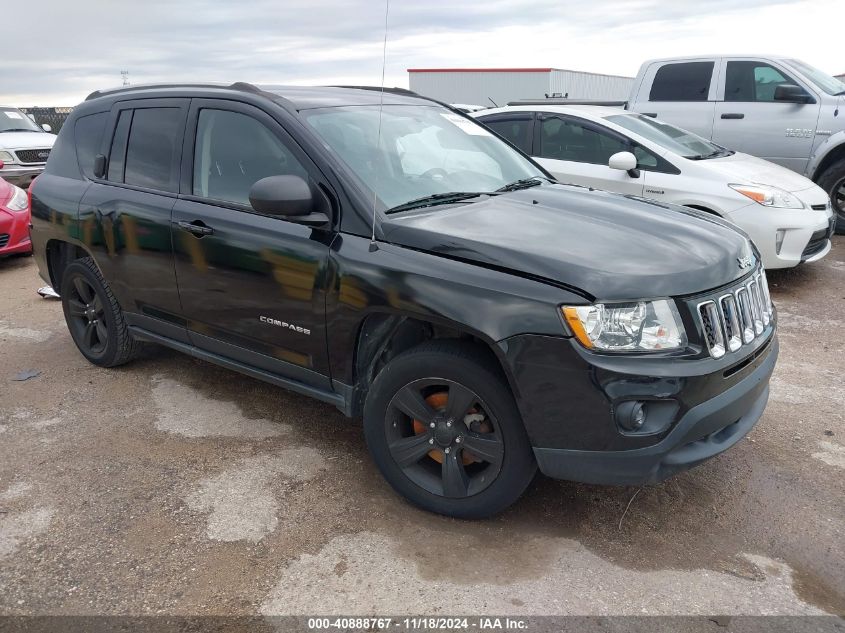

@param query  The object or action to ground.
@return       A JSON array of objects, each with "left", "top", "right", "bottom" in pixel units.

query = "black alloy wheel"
[
  {"left": 65, "top": 275, "right": 109, "bottom": 358},
  {"left": 385, "top": 379, "right": 504, "bottom": 499},
  {"left": 364, "top": 341, "right": 536, "bottom": 519},
  {"left": 60, "top": 257, "right": 139, "bottom": 367}
]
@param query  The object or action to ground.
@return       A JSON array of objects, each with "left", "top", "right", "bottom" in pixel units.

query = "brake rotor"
[{"left": 412, "top": 391, "right": 492, "bottom": 464}]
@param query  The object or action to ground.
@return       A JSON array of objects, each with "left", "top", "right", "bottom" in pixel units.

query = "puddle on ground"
[
  {"left": 151, "top": 375, "right": 290, "bottom": 438},
  {"left": 184, "top": 448, "right": 327, "bottom": 543},
  {"left": 259, "top": 530, "right": 826, "bottom": 616}
]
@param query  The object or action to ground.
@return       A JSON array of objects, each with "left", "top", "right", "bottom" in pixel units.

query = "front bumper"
[
  {"left": 725, "top": 204, "right": 834, "bottom": 269},
  {"left": 0, "top": 208, "right": 32, "bottom": 256},
  {"left": 0, "top": 165, "right": 44, "bottom": 188},
  {"left": 533, "top": 336, "right": 777, "bottom": 485}
]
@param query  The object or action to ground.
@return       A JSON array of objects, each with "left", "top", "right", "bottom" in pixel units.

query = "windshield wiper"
[
  {"left": 385, "top": 191, "right": 493, "bottom": 214},
  {"left": 495, "top": 177, "right": 547, "bottom": 192},
  {"left": 0, "top": 128, "right": 39, "bottom": 133},
  {"left": 687, "top": 148, "right": 734, "bottom": 160}
]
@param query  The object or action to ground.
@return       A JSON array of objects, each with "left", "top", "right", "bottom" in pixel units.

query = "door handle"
[
  {"left": 721, "top": 113, "right": 745, "bottom": 119},
  {"left": 177, "top": 220, "right": 214, "bottom": 236}
]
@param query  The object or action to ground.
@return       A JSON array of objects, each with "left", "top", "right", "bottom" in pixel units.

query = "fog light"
[
  {"left": 616, "top": 401, "right": 646, "bottom": 432},
  {"left": 775, "top": 229, "right": 785, "bottom": 255}
]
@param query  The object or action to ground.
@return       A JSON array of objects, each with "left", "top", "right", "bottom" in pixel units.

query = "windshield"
[
  {"left": 302, "top": 105, "right": 545, "bottom": 210},
  {"left": 787, "top": 59, "right": 845, "bottom": 95},
  {"left": 0, "top": 107, "right": 42, "bottom": 133},
  {"left": 606, "top": 114, "right": 726, "bottom": 159}
]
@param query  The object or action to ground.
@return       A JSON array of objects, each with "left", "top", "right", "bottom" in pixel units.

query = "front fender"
[{"left": 326, "top": 235, "right": 585, "bottom": 386}]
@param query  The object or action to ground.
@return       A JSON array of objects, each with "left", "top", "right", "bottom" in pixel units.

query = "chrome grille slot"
[
  {"left": 694, "top": 267, "right": 774, "bottom": 359},
  {"left": 748, "top": 279, "right": 764, "bottom": 335},
  {"left": 760, "top": 270, "right": 773, "bottom": 320},
  {"left": 719, "top": 294, "right": 742, "bottom": 352},
  {"left": 698, "top": 301, "right": 725, "bottom": 359},
  {"left": 755, "top": 273, "right": 770, "bottom": 326},
  {"left": 735, "top": 287, "right": 755, "bottom": 344}
]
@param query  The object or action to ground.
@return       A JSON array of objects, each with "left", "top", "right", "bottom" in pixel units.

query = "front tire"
[
  {"left": 364, "top": 341, "right": 536, "bottom": 519},
  {"left": 817, "top": 158, "right": 845, "bottom": 234},
  {"left": 60, "top": 257, "right": 139, "bottom": 367}
]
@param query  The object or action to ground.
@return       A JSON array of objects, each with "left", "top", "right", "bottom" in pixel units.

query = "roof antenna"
[{"left": 369, "top": 0, "right": 390, "bottom": 253}]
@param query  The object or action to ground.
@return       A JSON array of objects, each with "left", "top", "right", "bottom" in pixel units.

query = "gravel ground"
[{"left": 0, "top": 240, "right": 843, "bottom": 620}]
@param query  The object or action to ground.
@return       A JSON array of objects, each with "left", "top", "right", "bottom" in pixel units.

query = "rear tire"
[
  {"left": 363, "top": 340, "right": 536, "bottom": 519},
  {"left": 60, "top": 257, "right": 139, "bottom": 368},
  {"left": 817, "top": 158, "right": 845, "bottom": 234}
]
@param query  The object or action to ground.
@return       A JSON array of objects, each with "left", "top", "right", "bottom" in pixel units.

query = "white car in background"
[
  {"left": 0, "top": 106, "right": 56, "bottom": 188},
  {"left": 473, "top": 105, "right": 834, "bottom": 269}
]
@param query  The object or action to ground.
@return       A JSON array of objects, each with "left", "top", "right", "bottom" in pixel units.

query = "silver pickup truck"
[{"left": 623, "top": 56, "right": 845, "bottom": 232}]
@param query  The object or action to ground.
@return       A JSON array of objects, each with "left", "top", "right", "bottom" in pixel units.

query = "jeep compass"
[{"left": 29, "top": 83, "right": 778, "bottom": 518}]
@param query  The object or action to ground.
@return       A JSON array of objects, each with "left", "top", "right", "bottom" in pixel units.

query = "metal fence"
[{"left": 19, "top": 107, "right": 73, "bottom": 133}]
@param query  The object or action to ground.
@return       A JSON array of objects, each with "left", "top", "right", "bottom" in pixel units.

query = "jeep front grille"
[{"left": 697, "top": 270, "right": 772, "bottom": 359}]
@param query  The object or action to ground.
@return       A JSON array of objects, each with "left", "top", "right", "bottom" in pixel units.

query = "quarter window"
[
  {"left": 725, "top": 61, "right": 798, "bottom": 102},
  {"left": 123, "top": 108, "right": 183, "bottom": 192},
  {"left": 74, "top": 112, "right": 108, "bottom": 179},
  {"left": 649, "top": 62, "right": 714, "bottom": 102},
  {"left": 193, "top": 109, "right": 307, "bottom": 207},
  {"left": 538, "top": 117, "right": 628, "bottom": 165},
  {"left": 480, "top": 115, "right": 533, "bottom": 154}
]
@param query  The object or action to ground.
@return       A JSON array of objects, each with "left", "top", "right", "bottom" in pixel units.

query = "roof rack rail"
[
  {"left": 507, "top": 99, "right": 627, "bottom": 107},
  {"left": 85, "top": 82, "right": 263, "bottom": 101},
  {"left": 329, "top": 85, "right": 421, "bottom": 97}
]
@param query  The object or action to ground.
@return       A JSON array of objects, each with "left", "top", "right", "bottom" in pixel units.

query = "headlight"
[
  {"left": 5, "top": 184, "right": 28, "bottom": 212},
  {"left": 0, "top": 151, "right": 14, "bottom": 162},
  {"left": 729, "top": 184, "right": 804, "bottom": 209},
  {"left": 562, "top": 299, "right": 687, "bottom": 352}
]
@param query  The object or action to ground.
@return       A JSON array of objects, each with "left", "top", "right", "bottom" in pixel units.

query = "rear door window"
[
  {"left": 649, "top": 62, "right": 714, "bottom": 102},
  {"left": 479, "top": 114, "right": 534, "bottom": 154},
  {"left": 123, "top": 108, "right": 183, "bottom": 192},
  {"left": 107, "top": 110, "right": 132, "bottom": 183}
]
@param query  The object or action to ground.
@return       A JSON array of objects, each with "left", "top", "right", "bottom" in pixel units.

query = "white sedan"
[{"left": 473, "top": 105, "right": 834, "bottom": 269}]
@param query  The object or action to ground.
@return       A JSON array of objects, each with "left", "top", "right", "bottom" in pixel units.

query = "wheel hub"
[{"left": 433, "top": 417, "right": 459, "bottom": 447}]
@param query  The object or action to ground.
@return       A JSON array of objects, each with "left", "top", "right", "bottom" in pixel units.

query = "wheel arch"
[
  {"left": 44, "top": 239, "right": 95, "bottom": 290},
  {"left": 348, "top": 311, "right": 518, "bottom": 418},
  {"left": 811, "top": 136, "right": 845, "bottom": 182}
]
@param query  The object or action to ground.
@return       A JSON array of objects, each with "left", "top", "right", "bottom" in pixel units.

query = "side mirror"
[
  {"left": 608, "top": 151, "right": 640, "bottom": 178},
  {"left": 93, "top": 154, "right": 106, "bottom": 179},
  {"left": 248, "top": 175, "right": 330, "bottom": 227},
  {"left": 41, "top": 123, "right": 52, "bottom": 133},
  {"left": 773, "top": 84, "right": 814, "bottom": 104}
]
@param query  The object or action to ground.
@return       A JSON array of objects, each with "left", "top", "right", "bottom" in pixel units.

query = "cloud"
[{"left": 2, "top": 0, "right": 842, "bottom": 105}]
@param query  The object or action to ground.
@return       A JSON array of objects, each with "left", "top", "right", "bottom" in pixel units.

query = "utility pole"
[{"left": 120, "top": 71, "right": 130, "bottom": 86}]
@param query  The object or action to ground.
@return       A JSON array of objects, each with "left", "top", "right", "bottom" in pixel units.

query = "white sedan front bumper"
[{"left": 725, "top": 201, "right": 834, "bottom": 270}]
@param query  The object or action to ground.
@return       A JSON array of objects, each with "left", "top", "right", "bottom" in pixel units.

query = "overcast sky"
[{"left": 3, "top": 0, "right": 843, "bottom": 106}]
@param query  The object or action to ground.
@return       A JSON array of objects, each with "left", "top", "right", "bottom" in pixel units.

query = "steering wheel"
[{"left": 420, "top": 167, "right": 449, "bottom": 181}]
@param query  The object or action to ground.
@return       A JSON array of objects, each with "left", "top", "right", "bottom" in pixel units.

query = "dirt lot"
[{"left": 1, "top": 240, "right": 843, "bottom": 620}]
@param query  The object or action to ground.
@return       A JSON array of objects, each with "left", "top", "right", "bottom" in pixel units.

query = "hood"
[
  {"left": 0, "top": 131, "right": 56, "bottom": 151},
  {"left": 381, "top": 185, "right": 756, "bottom": 301},
  {"left": 702, "top": 151, "right": 816, "bottom": 193}
]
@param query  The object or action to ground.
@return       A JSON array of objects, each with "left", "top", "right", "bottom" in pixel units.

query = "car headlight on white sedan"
[
  {"left": 5, "top": 184, "right": 28, "bottom": 212},
  {"left": 729, "top": 184, "right": 804, "bottom": 209},
  {"left": 562, "top": 300, "right": 687, "bottom": 352}
]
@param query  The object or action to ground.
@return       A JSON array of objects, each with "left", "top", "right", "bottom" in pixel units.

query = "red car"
[{"left": 0, "top": 175, "right": 32, "bottom": 256}]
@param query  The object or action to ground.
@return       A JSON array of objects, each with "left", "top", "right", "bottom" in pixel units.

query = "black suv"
[{"left": 30, "top": 83, "right": 778, "bottom": 518}]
